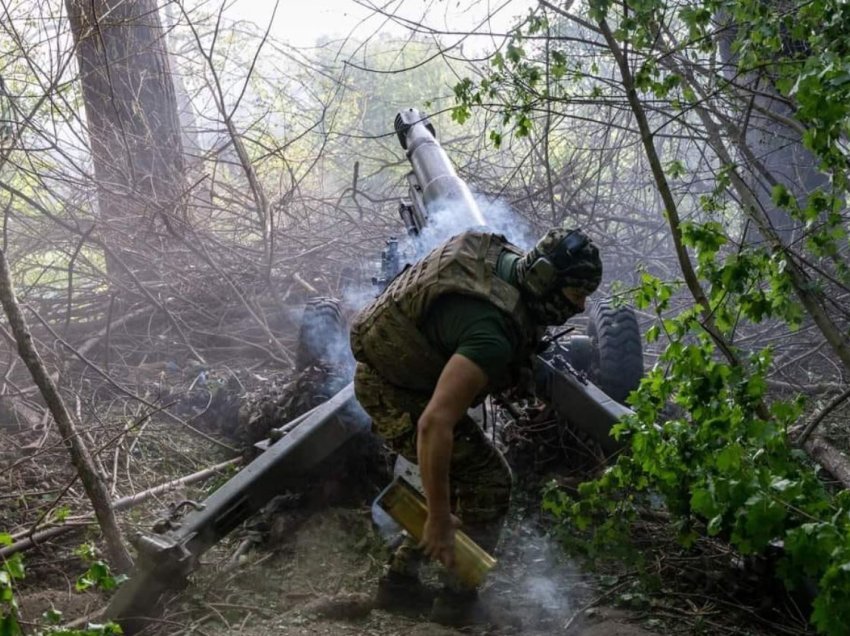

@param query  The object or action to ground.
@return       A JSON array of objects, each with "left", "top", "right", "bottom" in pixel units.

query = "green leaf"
[
  {"left": 690, "top": 486, "right": 716, "bottom": 517},
  {"left": 771, "top": 184, "right": 793, "bottom": 208},
  {"left": 3, "top": 555, "right": 23, "bottom": 581},
  {"left": 707, "top": 515, "right": 724, "bottom": 535},
  {"left": 515, "top": 114, "right": 532, "bottom": 137},
  {"left": 489, "top": 129, "right": 502, "bottom": 149},
  {"left": 716, "top": 444, "right": 743, "bottom": 472},
  {"left": 645, "top": 324, "right": 660, "bottom": 343},
  {"left": 43, "top": 607, "right": 63, "bottom": 624},
  {"left": 451, "top": 104, "right": 470, "bottom": 125},
  {"left": 74, "top": 543, "right": 97, "bottom": 561},
  {"left": 506, "top": 42, "right": 524, "bottom": 64},
  {"left": 0, "top": 614, "right": 22, "bottom": 636},
  {"left": 551, "top": 50, "right": 567, "bottom": 80},
  {"left": 666, "top": 159, "right": 686, "bottom": 179},
  {"left": 736, "top": 493, "right": 786, "bottom": 552}
]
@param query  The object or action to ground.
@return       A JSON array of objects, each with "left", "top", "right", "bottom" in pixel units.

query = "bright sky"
[{"left": 219, "top": 0, "right": 535, "bottom": 49}]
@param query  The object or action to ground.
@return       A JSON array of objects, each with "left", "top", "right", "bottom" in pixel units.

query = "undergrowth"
[
  {"left": 1, "top": 536, "right": 124, "bottom": 635},
  {"left": 543, "top": 241, "right": 850, "bottom": 635}
]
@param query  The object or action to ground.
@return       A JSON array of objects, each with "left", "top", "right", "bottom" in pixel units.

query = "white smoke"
[
  {"left": 333, "top": 192, "right": 535, "bottom": 321},
  {"left": 341, "top": 279, "right": 379, "bottom": 313},
  {"left": 482, "top": 521, "right": 582, "bottom": 628},
  {"left": 512, "top": 524, "right": 578, "bottom": 613},
  {"left": 289, "top": 299, "right": 355, "bottom": 378},
  {"left": 292, "top": 190, "right": 536, "bottom": 378},
  {"left": 411, "top": 192, "right": 537, "bottom": 261},
  {"left": 476, "top": 193, "right": 536, "bottom": 250}
]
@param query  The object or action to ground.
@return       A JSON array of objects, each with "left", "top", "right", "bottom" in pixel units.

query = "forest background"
[{"left": 0, "top": 0, "right": 849, "bottom": 634}]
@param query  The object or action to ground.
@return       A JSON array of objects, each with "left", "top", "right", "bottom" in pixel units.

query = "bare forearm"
[
  {"left": 414, "top": 354, "right": 488, "bottom": 566},
  {"left": 417, "top": 415, "right": 454, "bottom": 519}
]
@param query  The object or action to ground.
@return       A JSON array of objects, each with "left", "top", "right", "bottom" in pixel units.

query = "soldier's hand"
[{"left": 420, "top": 512, "right": 460, "bottom": 569}]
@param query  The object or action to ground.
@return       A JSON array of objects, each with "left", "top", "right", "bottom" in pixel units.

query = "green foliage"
[
  {"left": 0, "top": 540, "right": 124, "bottom": 636},
  {"left": 450, "top": 0, "right": 850, "bottom": 231},
  {"left": 1, "top": 533, "right": 24, "bottom": 636},
  {"left": 74, "top": 544, "right": 127, "bottom": 593},
  {"left": 544, "top": 223, "right": 850, "bottom": 634},
  {"left": 473, "top": 12, "right": 850, "bottom": 630},
  {"left": 771, "top": 184, "right": 849, "bottom": 280},
  {"left": 444, "top": 1, "right": 848, "bottom": 630}
]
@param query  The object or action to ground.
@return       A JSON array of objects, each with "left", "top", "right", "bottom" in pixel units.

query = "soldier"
[{"left": 350, "top": 225, "right": 602, "bottom": 624}]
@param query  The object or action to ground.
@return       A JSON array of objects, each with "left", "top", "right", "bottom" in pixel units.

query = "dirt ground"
[
  {"left": 139, "top": 506, "right": 656, "bottom": 636},
  {"left": 6, "top": 363, "right": 818, "bottom": 636},
  {"left": 9, "top": 411, "right": 811, "bottom": 636},
  {"left": 13, "top": 493, "right": 813, "bottom": 636}
]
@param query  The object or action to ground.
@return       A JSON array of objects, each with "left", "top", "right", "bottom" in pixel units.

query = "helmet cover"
[{"left": 516, "top": 227, "right": 602, "bottom": 324}]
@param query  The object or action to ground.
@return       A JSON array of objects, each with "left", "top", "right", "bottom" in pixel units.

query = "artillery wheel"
[
  {"left": 587, "top": 300, "right": 643, "bottom": 404},
  {"left": 295, "top": 296, "right": 354, "bottom": 378}
]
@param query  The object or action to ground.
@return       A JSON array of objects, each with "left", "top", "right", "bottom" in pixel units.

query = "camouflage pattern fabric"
[
  {"left": 515, "top": 226, "right": 603, "bottom": 325},
  {"left": 350, "top": 231, "right": 539, "bottom": 395},
  {"left": 517, "top": 226, "right": 603, "bottom": 295},
  {"left": 355, "top": 362, "right": 512, "bottom": 581}
]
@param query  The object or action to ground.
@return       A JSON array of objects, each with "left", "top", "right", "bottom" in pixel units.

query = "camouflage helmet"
[
  {"left": 517, "top": 227, "right": 602, "bottom": 298},
  {"left": 515, "top": 226, "right": 602, "bottom": 325}
]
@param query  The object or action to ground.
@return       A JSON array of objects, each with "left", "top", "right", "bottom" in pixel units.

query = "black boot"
[
  {"left": 430, "top": 587, "right": 486, "bottom": 626},
  {"left": 374, "top": 571, "right": 436, "bottom": 615}
]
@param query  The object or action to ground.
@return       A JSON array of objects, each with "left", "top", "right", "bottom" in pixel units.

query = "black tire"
[
  {"left": 587, "top": 300, "right": 643, "bottom": 404},
  {"left": 295, "top": 297, "right": 354, "bottom": 378}
]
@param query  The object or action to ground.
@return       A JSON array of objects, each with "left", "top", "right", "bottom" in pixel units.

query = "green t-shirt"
[{"left": 421, "top": 251, "right": 521, "bottom": 382}]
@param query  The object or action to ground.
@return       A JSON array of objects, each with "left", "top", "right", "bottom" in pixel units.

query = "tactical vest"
[{"left": 350, "top": 231, "right": 540, "bottom": 394}]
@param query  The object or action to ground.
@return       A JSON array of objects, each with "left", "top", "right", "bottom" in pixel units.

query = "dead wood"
[
  {"left": 796, "top": 385, "right": 850, "bottom": 445},
  {"left": 293, "top": 272, "right": 319, "bottom": 295},
  {"left": 75, "top": 306, "right": 152, "bottom": 360},
  {"left": 0, "top": 247, "right": 133, "bottom": 571},
  {"left": 803, "top": 435, "right": 850, "bottom": 490},
  {"left": 110, "top": 457, "right": 242, "bottom": 510},
  {"left": 175, "top": 230, "right": 293, "bottom": 366},
  {"left": 23, "top": 308, "right": 239, "bottom": 453},
  {"left": 0, "top": 457, "right": 242, "bottom": 558},
  {"left": 1, "top": 522, "right": 91, "bottom": 558}
]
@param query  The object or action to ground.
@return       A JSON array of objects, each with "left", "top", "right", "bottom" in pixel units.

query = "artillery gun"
[
  {"left": 385, "top": 107, "right": 643, "bottom": 453},
  {"left": 106, "top": 108, "right": 644, "bottom": 631}
]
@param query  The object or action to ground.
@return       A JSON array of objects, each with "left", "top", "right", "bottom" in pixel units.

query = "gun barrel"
[{"left": 395, "top": 108, "right": 485, "bottom": 227}]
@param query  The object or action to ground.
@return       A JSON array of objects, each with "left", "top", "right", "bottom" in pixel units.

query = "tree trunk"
[
  {"left": 65, "top": 0, "right": 187, "bottom": 282},
  {"left": 162, "top": 2, "right": 203, "bottom": 171},
  {"left": 0, "top": 247, "right": 132, "bottom": 572}
]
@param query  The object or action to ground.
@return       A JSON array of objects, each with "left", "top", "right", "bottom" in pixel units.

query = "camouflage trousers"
[{"left": 354, "top": 362, "right": 512, "bottom": 584}]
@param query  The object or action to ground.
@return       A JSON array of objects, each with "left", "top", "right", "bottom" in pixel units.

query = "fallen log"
[
  {"left": 803, "top": 435, "right": 850, "bottom": 490},
  {"left": 0, "top": 457, "right": 243, "bottom": 558}
]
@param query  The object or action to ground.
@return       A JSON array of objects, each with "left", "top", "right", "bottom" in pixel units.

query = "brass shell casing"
[{"left": 377, "top": 476, "right": 496, "bottom": 588}]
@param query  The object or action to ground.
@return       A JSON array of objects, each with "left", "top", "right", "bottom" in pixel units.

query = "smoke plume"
[{"left": 483, "top": 521, "right": 583, "bottom": 630}]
